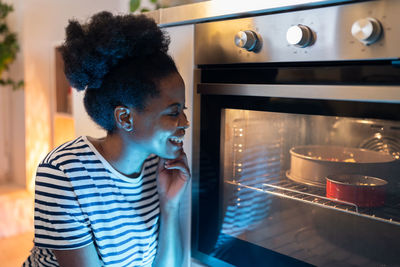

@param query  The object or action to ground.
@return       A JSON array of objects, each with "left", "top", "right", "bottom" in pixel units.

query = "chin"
[{"left": 162, "top": 149, "right": 182, "bottom": 160}]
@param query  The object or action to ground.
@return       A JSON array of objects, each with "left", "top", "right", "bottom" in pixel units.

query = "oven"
[{"left": 191, "top": 1, "right": 400, "bottom": 266}]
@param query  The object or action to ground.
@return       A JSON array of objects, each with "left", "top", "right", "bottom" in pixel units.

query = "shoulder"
[
  {"left": 35, "top": 136, "right": 100, "bottom": 186},
  {"left": 40, "top": 136, "right": 95, "bottom": 169}
]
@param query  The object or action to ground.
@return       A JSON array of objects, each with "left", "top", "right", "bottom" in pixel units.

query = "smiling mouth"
[{"left": 169, "top": 136, "right": 184, "bottom": 146}]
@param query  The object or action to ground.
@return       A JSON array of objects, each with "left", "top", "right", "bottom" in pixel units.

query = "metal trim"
[
  {"left": 156, "top": 0, "right": 361, "bottom": 27},
  {"left": 198, "top": 83, "right": 400, "bottom": 103}
]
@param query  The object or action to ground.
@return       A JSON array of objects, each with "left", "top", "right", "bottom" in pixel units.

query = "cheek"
[
  {"left": 135, "top": 116, "right": 179, "bottom": 141},
  {"left": 150, "top": 118, "right": 178, "bottom": 139},
  {"left": 159, "top": 117, "right": 179, "bottom": 131}
]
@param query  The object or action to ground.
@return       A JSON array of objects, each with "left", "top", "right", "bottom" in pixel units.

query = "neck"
[{"left": 89, "top": 133, "right": 149, "bottom": 178}]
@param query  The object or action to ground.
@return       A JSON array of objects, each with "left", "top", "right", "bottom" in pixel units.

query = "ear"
[{"left": 114, "top": 106, "right": 134, "bottom": 132}]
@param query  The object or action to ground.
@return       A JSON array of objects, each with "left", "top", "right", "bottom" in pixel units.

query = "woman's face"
[{"left": 128, "top": 72, "right": 189, "bottom": 159}]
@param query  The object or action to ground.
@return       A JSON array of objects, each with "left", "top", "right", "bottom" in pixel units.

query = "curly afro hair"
[{"left": 60, "top": 11, "right": 178, "bottom": 132}]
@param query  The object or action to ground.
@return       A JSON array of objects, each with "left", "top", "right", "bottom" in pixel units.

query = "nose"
[{"left": 178, "top": 111, "right": 190, "bottom": 129}]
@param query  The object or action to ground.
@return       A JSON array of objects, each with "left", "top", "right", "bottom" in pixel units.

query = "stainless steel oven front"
[{"left": 191, "top": 1, "right": 400, "bottom": 266}]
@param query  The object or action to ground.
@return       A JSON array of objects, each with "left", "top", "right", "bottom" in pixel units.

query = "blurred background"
[{"left": 0, "top": 0, "right": 206, "bottom": 266}]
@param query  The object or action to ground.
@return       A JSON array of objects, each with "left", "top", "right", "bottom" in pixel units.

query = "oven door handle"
[{"left": 197, "top": 83, "right": 400, "bottom": 103}]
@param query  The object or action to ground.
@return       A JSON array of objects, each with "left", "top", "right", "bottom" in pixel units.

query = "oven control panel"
[{"left": 195, "top": 0, "right": 400, "bottom": 65}]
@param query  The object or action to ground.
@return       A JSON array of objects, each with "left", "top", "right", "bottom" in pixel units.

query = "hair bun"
[
  {"left": 65, "top": 20, "right": 85, "bottom": 42},
  {"left": 60, "top": 11, "right": 169, "bottom": 91}
]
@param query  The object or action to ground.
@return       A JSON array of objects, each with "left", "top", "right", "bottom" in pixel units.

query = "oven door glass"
[{"left": 193, "top": 94, "right": 400, "bottom": 267}]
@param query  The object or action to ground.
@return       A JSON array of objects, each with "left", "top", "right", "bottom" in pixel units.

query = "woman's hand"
[{"left": 157, "top": 150, "right": 191, "bottom": 211}]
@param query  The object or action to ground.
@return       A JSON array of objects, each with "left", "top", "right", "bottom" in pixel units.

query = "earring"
[{"left": 126, "top": 125, "right": 134, "bottom": 132}]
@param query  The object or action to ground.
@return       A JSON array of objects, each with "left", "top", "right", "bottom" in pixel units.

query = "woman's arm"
[
  {"left": 153, "top": 204, "right": 183, "bottom": 267},
  {"left": 53, "top": 243, "right": 102, "bottom": 267},
  {"left": 153, "top": 150, "right": 191, "bottom": 267}
]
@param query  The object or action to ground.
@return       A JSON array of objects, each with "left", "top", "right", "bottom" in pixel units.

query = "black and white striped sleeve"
[{"left": 34, "top": 163, "right": 93, "bottom": 250}]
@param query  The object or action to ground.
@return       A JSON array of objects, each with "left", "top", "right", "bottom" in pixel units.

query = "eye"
[
  {"left": 167, "top": 106, "right": 187, "bottom": 117},
  {"left": 168, "top": 108, "right": 180, "bottom": 117}
]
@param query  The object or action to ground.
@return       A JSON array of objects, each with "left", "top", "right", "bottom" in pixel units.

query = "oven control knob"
[
  {"left": 351, "top": 17, "right": 382, "bottom": 45},
  {"left": 286, "top": 25, "right": 314, "bottom": 47},
  {"left": 234, "top": 30, "right": 259, "bottom": 51}
]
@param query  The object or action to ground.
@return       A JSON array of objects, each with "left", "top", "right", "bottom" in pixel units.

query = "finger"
[
  {"left": 165, "top": 154, "right": 190, "bottom": 174},
  {"left": 164, "top": 164, "right": 190, "bottom": 176},
  {"left": 164, "top": 162, "right": 191, "bottom": 179},
  {"left": 165, "top": 150, "right": 188, "bottom": 166}
]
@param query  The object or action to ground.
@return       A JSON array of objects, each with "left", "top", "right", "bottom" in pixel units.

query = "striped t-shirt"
[{"left": 23, "top": 136, "right": 160, "bottom": 266}]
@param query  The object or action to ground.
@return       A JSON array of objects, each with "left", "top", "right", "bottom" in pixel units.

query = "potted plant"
[
  {"left": 130, "top": 0, "right": 165, "bottom": 13},
  {"left": 0, "top": 1, "right": 23, "bottom": 90}
]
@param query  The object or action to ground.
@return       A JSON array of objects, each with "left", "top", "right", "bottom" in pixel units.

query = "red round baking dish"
[{"left": 326, "top": 174, "right": 387, "bottom": 207}]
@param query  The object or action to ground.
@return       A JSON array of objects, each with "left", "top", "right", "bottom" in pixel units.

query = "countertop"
[{"left": 146, "top": 0, "right": 361, "bottom": 27}]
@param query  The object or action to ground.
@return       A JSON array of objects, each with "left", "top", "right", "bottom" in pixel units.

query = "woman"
[{"left": 23, "top": 11, "right": 190, "bottom": 267}]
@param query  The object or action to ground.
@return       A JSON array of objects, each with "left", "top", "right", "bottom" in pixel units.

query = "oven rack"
[{"left": 225, "top": 177, "right": 400, "bottom": 227}]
